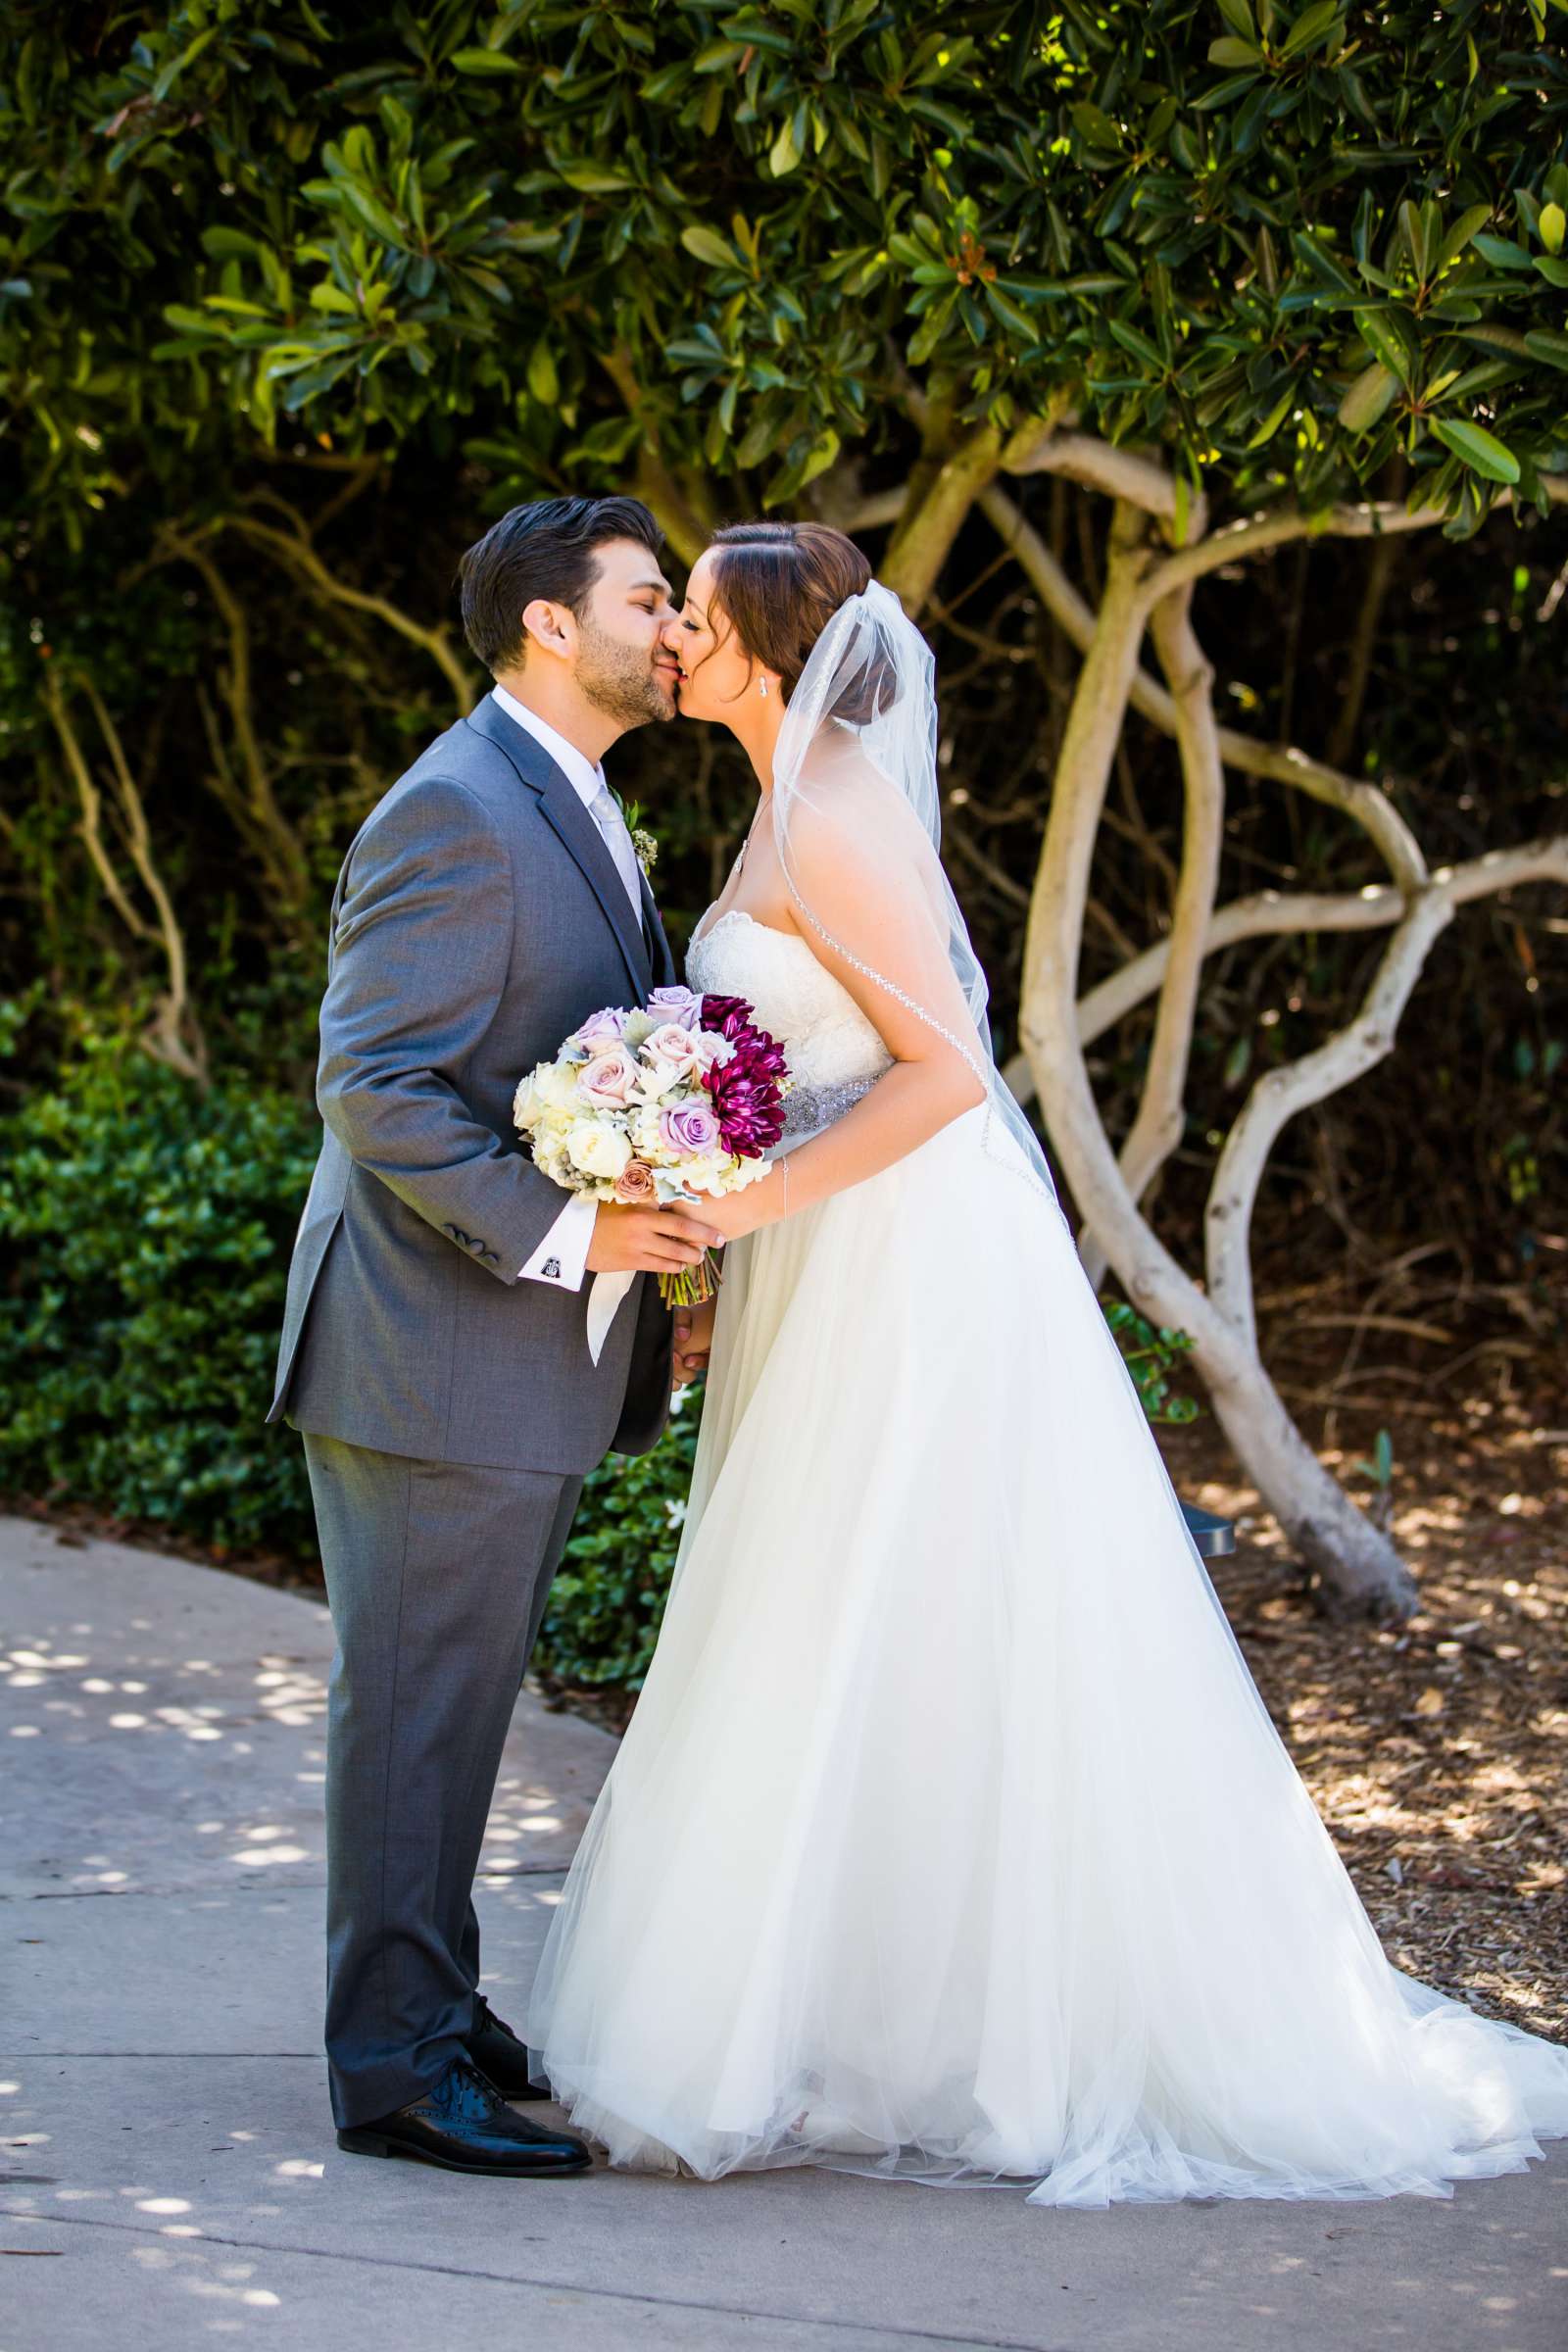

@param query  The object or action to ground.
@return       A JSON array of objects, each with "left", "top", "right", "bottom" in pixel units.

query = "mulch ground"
[{"left": 1159, "top": 1262, "right": 1567, "bottom": 2042}]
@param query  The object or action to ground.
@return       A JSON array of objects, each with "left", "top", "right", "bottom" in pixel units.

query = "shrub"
[
  {"left": 0, "top": 1030, "right": 321, "bottom": 1554},
  {"left": 534, "top": 1394, "right": 702, "bottom": 1696}
]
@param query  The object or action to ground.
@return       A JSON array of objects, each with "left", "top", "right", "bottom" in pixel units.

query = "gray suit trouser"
[{"left": 303, "top": 1434, "right": 583, "bottom": 2129}]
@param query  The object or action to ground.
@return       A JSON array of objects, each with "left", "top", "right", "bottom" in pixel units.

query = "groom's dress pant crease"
[{"left": 304, "top": 1433, "right": 581, "bottom": 2129}]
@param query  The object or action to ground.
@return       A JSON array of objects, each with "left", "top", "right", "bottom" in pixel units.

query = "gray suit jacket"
[{"left": 269, "top": 693, "right": 678, "bottom": 1473}]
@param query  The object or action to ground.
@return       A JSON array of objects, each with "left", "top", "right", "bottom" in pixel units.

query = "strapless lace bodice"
[{"left": 687, "top": 909, "right": 892, "bottom": 1141}]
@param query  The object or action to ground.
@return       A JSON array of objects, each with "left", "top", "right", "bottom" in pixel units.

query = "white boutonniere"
[{"left": 615, "top": 793, "right": 659, "bottom": 878}]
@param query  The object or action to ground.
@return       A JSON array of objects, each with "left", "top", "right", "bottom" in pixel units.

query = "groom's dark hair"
[{"left": 459, "top": 496, "right": 664, "bottom": 671}]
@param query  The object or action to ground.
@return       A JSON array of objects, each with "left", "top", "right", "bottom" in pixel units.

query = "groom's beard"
[{"left": 576, "top": 617, "right": 676, "bottom": 729}]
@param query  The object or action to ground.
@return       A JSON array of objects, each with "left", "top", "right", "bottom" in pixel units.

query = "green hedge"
[
  {"left": 0, "top": 1027, "right": 1195, "bottom": 1693},
  {"left": 0, "top": 1033, "right": 322, "bottom": 1554}
]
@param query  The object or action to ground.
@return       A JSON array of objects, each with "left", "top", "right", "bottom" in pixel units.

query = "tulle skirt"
[{"left": 526, "top": 1106, "right": 1568, "bottom": 2205}]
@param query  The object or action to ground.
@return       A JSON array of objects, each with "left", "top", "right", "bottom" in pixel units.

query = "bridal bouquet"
[{"left": 514, "top": 984, "right": 790, "bottom": 1306}]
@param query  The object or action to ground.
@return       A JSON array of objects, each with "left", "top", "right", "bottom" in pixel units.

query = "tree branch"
[
  {"left": 41, "top": 663, "right": 206, "bottom": 1082},
  {"left": 979, "top": 481, "right": 1428, "bottom": 886},
  {"left": 1203, "top": 888, "right": 1455, "bottom": 1349},
  {"left": 1081, "top": 581, "right": 1225, "bottom": 1287},
  {"left": 879, "top": 423, "right": 1003, "bottom": 612},
  {"left": 1000, "top": 421, "right": 1185, "bottom": 526},
  {"left": 1002, "top": 834, "right": 1568, "bottom": 1100},
  {"left": 219, "top": 514, "right": 477, "bottom": 715}
]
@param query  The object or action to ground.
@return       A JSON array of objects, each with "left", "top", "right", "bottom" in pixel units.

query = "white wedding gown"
[{"left": 526, "top": 906, "right": 1568, "bottom": 2207}]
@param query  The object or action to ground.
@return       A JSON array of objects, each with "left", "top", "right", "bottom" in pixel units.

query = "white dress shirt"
[{"left": 493, "top": 685, "right": 643, "bottom": 1299}]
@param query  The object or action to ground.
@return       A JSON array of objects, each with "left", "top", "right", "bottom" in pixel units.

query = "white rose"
[
  {"left": 565, "top": 1121, "right": 634, "bottom": 1181},
  {"left": 536, "top": 1060, "right": 582, "bottom": 1112},
  {"left": 514, "top": 1070, "right": 545, "bottom": 1131}
]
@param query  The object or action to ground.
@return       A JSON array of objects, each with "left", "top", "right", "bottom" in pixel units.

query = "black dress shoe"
[
  {"left": 337, "top": 2059, "right": 591, "bottom": 2177},
  {"left": 466, "top": 1992, "right": 551, "bottom": 2100}
]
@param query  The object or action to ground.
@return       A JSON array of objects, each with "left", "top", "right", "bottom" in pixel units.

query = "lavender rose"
[
  {"left": 574, "top": 1005, "right": 629, "bottom": 1050},
  {"left": 646, "top": 983, "right": 705, "bottom": 1030},
  {"left": 660, "top": 1101, "right": 722, "bottom": 1156},
  {"left": 577, "top": 1045, "right": 641, "bottom": 1108}
]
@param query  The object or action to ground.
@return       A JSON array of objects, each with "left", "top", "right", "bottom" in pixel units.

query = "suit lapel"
[{"left": 465, "top": 695, "right": 652, "bottom": 1000}]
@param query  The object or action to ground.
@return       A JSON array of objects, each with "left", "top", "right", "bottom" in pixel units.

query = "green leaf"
[
  {"left": 527, "top": 340, "right": 560, "bottom": 405},
  {"left": 1214, "top": 0, "right": 1256, "bottom": 37},
  {"left": 1071, "top": 102, "right": 1124, "bottom": 151},
  {"left": 797, "top": 426, "right": 840, "bottom": 490},
  {"left": 1246, "top": 387, "right": 1296, "bottom": 446},
  {"left": 1208, "top": 35, "right": 1262, "bottom": 65},
  {"left": 152, "top": 26, "right": 216, "bottom": 103},
  {"left": 337, "top": 183, "right": 407, "bottom": 248},
  {"left": 736, "top": 404, "right": 784, "bottom": 468},
  {"left": 556, "top": 163, "right": 635, "bottom": 193},
  {"left": 768, "top": 112, "right": 804, "bottom": 177},
  {"left": 200, "top": 227, "right": 263, "bottom": 262},
  {"left": 161, "top": 304, "right": 226, "bottom": 339},
  {"left": 679, "top": 225, "right": 738, "bottom": 270},
  {"left": 1356, "top": 308, "right": 1420, "bottom": 390},
  {"left": 450, "top": 48, "right": 524, "bottom": 74},
  {"left": 1471, "top": 233, "right": 1532, "bottom": 271},
  {"left": 1278, "top": 0, "right": 1342, "bottom": 59},
  {"left": 1430, "top": 417, "right": 1519, "bottom": 485},
  {"left": 1338, "top": 362, "right": 1399, "bottom": 433},
  {"left": 1541, "top": 203, "right": 1566, "bottom": 257},
  {"left": 983, "top": 282, "right": 1042, "bottom": 342},
  {"left": 1107, "top": 317, "right": 1165, "bottom": 373},
  {"left": 1291, "top": 231, "right": 1356, "bottom": 294},
  {"left": 1435, "top": 205, "right": 1493, "bottom": 271},
  {"left": 1524, "top": 328, "right": 1568, "bottom": 373}
]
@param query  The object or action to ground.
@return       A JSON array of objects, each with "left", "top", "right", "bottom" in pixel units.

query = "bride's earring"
[{"left": 759, "top": 678, "right": 768, "bottom": 698}]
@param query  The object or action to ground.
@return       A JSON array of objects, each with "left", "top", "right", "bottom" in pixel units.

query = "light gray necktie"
[
  {"left": 588, "top": 779, "right": 643, "bottom": 913},
  {"left": 584, "top": 777, "right": 647, "bottom": 1368}
]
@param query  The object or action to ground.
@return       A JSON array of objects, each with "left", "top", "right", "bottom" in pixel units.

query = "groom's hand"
[{"left": 585, "top": 1203, "right": 720, "bottom": 1277}]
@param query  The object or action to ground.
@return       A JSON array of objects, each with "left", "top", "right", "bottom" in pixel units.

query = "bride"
[{"left": 526, "top": 519, "right": 1568, "bottom": 2206}]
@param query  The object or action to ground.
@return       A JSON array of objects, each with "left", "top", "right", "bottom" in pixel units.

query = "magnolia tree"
[{"left": 7, "top": 0, "right": 1568, "bottom": 1610}]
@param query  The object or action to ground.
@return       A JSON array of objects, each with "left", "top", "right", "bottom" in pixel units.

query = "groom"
[{"left": 269, "top": 495, "right": 717, "bottom": 2177}]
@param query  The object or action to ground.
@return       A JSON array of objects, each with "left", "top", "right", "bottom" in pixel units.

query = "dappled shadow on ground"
[{"left": 2, "top": 2056, "right": 1565, "bottom": 2351}]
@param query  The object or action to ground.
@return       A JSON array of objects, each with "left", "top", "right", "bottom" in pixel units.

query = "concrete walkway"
[{"left": 3, "top": 1513, "right": 1564, "bottom": 2352}]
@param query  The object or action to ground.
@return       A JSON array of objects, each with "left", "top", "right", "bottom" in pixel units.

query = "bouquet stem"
[{"left": 659, "top": 1248, "right": 723, "bottom": 1311}]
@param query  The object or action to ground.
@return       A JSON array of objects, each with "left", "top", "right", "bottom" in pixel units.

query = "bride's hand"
[
  {"left": 699, "top": 1162, "right": 786, "bottom": 1247},
  {"left": 671, "top": 1295, "right": 717, "bottom": 1388}
]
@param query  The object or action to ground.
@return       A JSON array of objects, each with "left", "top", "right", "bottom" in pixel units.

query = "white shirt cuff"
[{"left": 519, "top": 1191, "right": 597, "bottom": 1291}]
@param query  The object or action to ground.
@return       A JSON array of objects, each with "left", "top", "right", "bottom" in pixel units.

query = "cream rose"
[{"left": 565, "top": 1121, "right": 634, "bottom": 1181}]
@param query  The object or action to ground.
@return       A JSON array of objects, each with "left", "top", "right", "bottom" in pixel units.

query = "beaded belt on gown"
[{"left": 777, "top": 1073, "right": 881, "bottom": 1144}]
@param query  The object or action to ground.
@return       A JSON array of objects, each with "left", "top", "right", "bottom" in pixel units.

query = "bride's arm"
[{"left": 702, "top": 770, "right": 988, "bottom": 1243}]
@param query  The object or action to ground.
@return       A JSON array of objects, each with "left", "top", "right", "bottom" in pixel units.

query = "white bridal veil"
[{"left": 766, "top": 579, "right": 1069, "bottom": 1228}]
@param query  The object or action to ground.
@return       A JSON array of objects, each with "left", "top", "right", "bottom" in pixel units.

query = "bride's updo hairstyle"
[{"left": 707, "top": 521, "right": 885, "bottom": 713}]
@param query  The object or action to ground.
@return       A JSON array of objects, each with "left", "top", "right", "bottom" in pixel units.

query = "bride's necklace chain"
[{"left": 731, "top": 796, "right": 769, "bottom": 880}]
